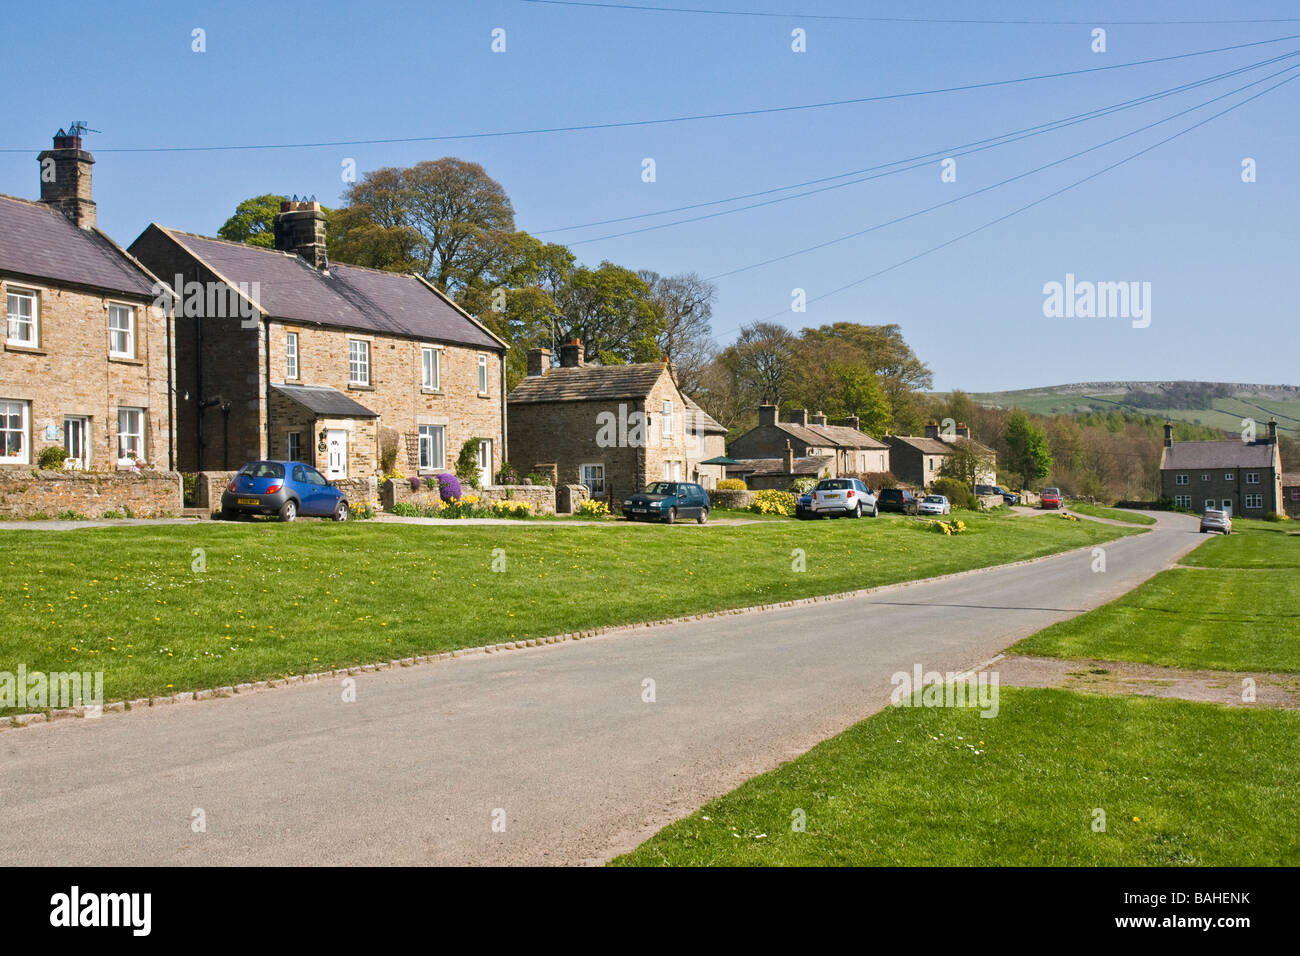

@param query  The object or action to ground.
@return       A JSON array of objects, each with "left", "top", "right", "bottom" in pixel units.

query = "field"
[{"left": 0, "top": 512, "right": 1132, "bottom": 710}]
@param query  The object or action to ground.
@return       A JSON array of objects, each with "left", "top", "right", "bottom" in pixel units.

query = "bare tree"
[{"left": 638, "top": 270, "right": 716, "bottom": 393}]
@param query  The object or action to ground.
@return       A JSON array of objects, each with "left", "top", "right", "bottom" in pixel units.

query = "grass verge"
[
  {"left": 0, "top": 512, "right": 1133, "bottom": 709},
  {"left": 1068, "top": 503, "right": 1157, "bottom": 526},
  {"left": 611, "top": 688, "right": 1300, "bottom": 866}
]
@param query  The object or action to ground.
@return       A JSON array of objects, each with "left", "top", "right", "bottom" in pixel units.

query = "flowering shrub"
[
  {"left": 380, "top": 468, "right": 406, "bottom": 485},
  {"left": 788, "top": 477, "right": 818, "bottom": 494},
  {"left": 439, "top": 494, "right": 481, "bottom": 519},
  {"left": 717, "top": 478, "right": 748, "bottom": 491},
  {"left": 748, "top": 490, "right": 797, "bottom": 516},
  {"left": 349, "top": 501, "right": 376, "bottom": 520},
  {"left": 577, "top": 499, "right": 610, "bottom": 517},
  {"left": 408, "top": 476, "right": 422, "bottom": 492},
  {"left": 435, "top": 473, "right": 461, "bottom": 502},
  {"left": 490, "top": 500, "right": 533, "bottom": 518},
  {"left": 496, "top": 462, "right": 522, "bottom": 484},
  {"left": 922, "top": 518, "right": 967, "bottom": 535}
]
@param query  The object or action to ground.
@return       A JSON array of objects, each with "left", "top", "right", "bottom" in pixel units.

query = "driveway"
[{"left": 0, "top": 512, "right": 1202, "bottom": 866}]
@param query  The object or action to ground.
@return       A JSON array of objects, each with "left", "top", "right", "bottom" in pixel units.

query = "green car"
[{"left": 622, "top": 482, "right": 710, "bottom": 524}]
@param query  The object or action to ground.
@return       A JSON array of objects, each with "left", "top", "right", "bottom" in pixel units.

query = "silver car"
[
  {"left": 806, "top": 477, "right": 877, "bottom": 518},
  {"left": 1200, "top": 509, "right": 1232, "bottom": 534},
  {"left": 918, "top": 494, "right": 951, "bottom": 516}
]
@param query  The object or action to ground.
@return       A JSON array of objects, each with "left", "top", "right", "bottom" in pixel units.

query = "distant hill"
[{"left": 967, "top": 381, "right": 1300, "bottom": 438}]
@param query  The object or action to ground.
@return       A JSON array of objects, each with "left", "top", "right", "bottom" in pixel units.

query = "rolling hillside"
[{"left": 969, "top": 382, "right": 1300, "bottom": 438}]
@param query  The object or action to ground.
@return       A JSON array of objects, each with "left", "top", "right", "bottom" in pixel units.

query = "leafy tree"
[
  {"left": 719, "top": 322, "right": 799, "bottom": 407},
  {"left": 1004, "top": 410, "right": 1053, "bottom": 489},
  {"left": 554, "top": 262, "right": 660, "bottom": 364},
  {"left": 218, "top": 194, "right": 288, "bottom": 247}
]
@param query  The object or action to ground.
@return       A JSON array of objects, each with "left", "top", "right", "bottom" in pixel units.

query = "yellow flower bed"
[
  {"left": 490, "top": 500, "right": 533, "bottom": 517},
  {"left": 924, "top": 518, "right": 967, "bottom": 535},
  {"left": 1058, "top": 513, "right": 1080, "bottom": 522},
  {"left": 748, "top": 490, "right": 797, "bottom": 516},
  {"left": 577, "top": 499, "right": 610, "bottom": 517}
]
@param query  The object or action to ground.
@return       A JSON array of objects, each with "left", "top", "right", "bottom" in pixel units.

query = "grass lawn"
[
  {"left": 1067, "top": 503, "right": 1157, "bottom": 526},
  {"left": 612, "top": 688, "right": 1300, "bottom": 866},
  {"left": 1011, "top": 520, "right": 1300, "bottom": 672},
  {"left": 0, "top": 512, "right": 1133, "bottom": 710}
]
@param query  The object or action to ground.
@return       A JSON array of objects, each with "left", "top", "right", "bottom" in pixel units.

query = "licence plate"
[
  {"left": 237, "top": 498, "right": 260, "bottom": 505},
  {"left": 632, "top": 508, "right": 647, "bottom": 513},
  {"left": 825, "top": 493, "right": 842, "bottom": 499}
]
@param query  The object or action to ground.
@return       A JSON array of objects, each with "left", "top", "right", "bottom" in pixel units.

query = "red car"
[{"left": 1040, "top": 487, "right": 1063, "bottom": 509}]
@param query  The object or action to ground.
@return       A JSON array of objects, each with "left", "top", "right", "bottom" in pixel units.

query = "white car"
[
  {"left": 803, "top": 477, "right": 877, "bottom": 519},
  {"left": 918, "top": 494, "right": 951, "bottom": 516}
]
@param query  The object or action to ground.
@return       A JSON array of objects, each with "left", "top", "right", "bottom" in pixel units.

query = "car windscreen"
[
  {"left": 240, "top": 462, "right": 285, "bottom": 479},
  {"left": 880, "top": 489, "right": 901, "bottom": 498},
  {"left": 644, "top": 482, "right": 676, "bottom": 495},
  {"left": 923, "top": 496, "right": 943, "bottom": 502},
  {"left": 816, "top": 479, "right": 852, "bottom": 490}
]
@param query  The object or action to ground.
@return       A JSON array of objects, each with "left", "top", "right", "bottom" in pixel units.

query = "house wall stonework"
[
  {"left": 0, "top": 470, "right": 182, "bottom": 518},
  {"left": 1160, "top": 458, "right": 1283, "bottom": 515},
  {"left": 0, "top": 279, "right": 171, "bottom": 471}
]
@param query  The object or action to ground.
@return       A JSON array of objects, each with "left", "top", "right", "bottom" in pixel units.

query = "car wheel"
[
  {"left": 333, "top": 500, "right": 349, "bottom": 522},
  {"left": 696, "top": 508, "right": 708, "bottom": 525},
  {"left": 220, "top": 507, "right": 237, "bottom": 521},
  {"left": 278, "top": 499, "right": 298, "bottom": 522},
  {"left": 851, "top": 503, "right": 862, "bottom": 519},
  {"left": 871, "top": 504, "right": 879, "bottom": 517},
  {"left": 665, "top": 507, "right": 676, "bottom": 525}
]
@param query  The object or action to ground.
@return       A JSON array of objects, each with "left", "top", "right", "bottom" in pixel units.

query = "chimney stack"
[
  {"left": 1266, "top": 419, "right": 1278, "bottom": 444},
  {"left": 956, "top": 422, "right": 971, "bottom": 440},
  {"left": 784, "top": 439, "right": 795, "bottom": 475},
  {"left": 526, "top": 347, "right": 551, "bottom": 377},
  {"left": 558, "top": 339, "right": 584, "bottom": 368},
  {"left": 838, "top": 415, "right": 861, "bottom": 431},
  {"left": 273, "top": 199, "right": 328, "bottom": 270},
  {"left": 758, "top": 404, "right": 778, "bottom": 427},
  {"left": 786, "top": 408, "right": 808, "bottom": 427},
  {"left": 810, "top": 410, "right": 828, "bottom": 427},
  {"left": 924, "top": 421, "right": 941, "bottom": 439},
  {"left": 38, "top": 129, "right": 96, "bottom": 229},
  {"left": 1163, "top": 423, "right": 1174, "bottom": 448}
]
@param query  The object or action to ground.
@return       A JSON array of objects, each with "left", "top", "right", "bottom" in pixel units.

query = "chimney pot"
[
  {"left": 810, "top": 411, "right": 828, "bottom": 427},
  {"left": 1163, "top": 423, "right": 1174, "bottom": 448}
]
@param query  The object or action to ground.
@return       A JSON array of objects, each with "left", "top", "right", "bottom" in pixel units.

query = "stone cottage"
[
  {"left": 128, "top": 201, "right": 508, "bottom": 481},
  {"left": 0, "top": 130, "right": 173, "bottom": 471},
  {"left": 1160, "top": 421, "right": 1283, "bottom": 516},
  {"left": 727, "top": 405, "right": 891, "bottom": 485},
  {"left": 507, "top": 342, "right": 722, "bottom": 500},
  {"left": 884, "top": 423, "right": 997, "bottom": 489}
]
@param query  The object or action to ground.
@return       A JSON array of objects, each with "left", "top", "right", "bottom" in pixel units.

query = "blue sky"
[{"left": 3, "top": 0, "right": 1297, "bottom": 391}]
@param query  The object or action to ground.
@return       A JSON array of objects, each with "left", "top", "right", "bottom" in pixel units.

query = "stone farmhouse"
[
  {"left": 507, "top": 343, "right": 726, "bottom": 500},
  {"left": 884, "top": 423, "right": 997, "bottom": 489},
  {"left": 726, "top": 405, "right": 891, "bottom": 489},
  {"left": 1160, "top": 421, "right": 1283, "bottom": 516},
  {"left": 128, "top": 201, "right": 508, "bottom": 483},
  {"left": 1, "top": 130, "right": 173, "bottom": 472}
]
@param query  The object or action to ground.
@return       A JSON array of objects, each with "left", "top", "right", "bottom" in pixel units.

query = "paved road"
[{"left": 0, "top": 512, "right": 1202, "bottom": 866}]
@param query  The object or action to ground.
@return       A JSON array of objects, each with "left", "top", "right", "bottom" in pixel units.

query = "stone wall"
[
  {"left": 477, "top": 485, "right": 555, "bottom": 515},
  {"left": 556, "top": 483, "right": 589, "bottom": 514},
  {"left": 707, "top": 489, "right": 753, "bottom": 510},
  {"left": 193, "top": 471, "right": 238, "bottom": 510},
  {"left": 0, "top": 470, "right": 183, "bottom": 518},
  {"left": 381, "top": 478, "right": 556, "bottom": 515},
  {"left": 333, "top": 476, "right": 378, "bottom": 509}
]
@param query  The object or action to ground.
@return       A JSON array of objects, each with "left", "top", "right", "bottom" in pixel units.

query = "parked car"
[
  {"left": 1040, "top": 487, "right": 1064, "bottom": 510},
  {"left": 800, "top": 477, "right": 877, "bottom": 519},
  {"left": 878, "top": 488, "right": 920, "bottom": 515},
  {"left": 220, "top": 460, "right": 349, "bottom": 522},
  {"left": 977, "top": 483, "right": 1020, "bottom": 505},
  {"left": 918, "top": 494, "right": 951, "bottom": 516},
  {"left": 622, "top": 481, "right": 710, "bottom": 524},
  {"left": 795, "top": 491, "right": 814, "bottom": 520},
  {"left": 1200, "top": 508, "right": 1232, "bottom": 534}
]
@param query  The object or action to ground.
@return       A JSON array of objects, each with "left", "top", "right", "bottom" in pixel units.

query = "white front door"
[
  {"left": 326, "top": 429, "right": 347, "bottom": 479},
  {"left": 64, "top": 417, "right": 89, "bottom": 468},
  {"left": 1221, "top": 499, "right": 1233, "bottom": 516},
  {"left": 476, "top": 439, "right": 492, "bottom": 487}
]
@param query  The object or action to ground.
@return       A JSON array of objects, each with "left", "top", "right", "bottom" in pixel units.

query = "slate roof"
[
  {"left": 728, "top": 455, "right": 834, "bottom": 477},
  {"left": 508, "top": 362, "right": 669, "bottom": 404},
  {"left": 684, "top": 396, "right": 728, "bottom": 435},
  {"left": 271, "top": 384, "right": 378, "bottom": 418},
  {"left": 1282, "top": 473, "right": 1300, "bottom": 486},
  {"left": 0, "top": 194, "right": 158, "bottom": 298},
  {"left": 1160, "top": 441, "right": 1279, "bottom": 470},
  {"left": 155, "top": 228, "right": 504, "bottom": 351},
  {"left": 885, "top": 435, "right": 952, "bottom": 455}
]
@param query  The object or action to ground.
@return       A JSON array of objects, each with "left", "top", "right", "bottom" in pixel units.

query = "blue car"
[{"left": 220, "top": 460, "right": 350, "bottom": 522}]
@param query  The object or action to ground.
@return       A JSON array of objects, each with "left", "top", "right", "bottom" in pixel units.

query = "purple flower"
[
  {"left": 409, "top": 476, "right": 422, "bottom": 491},
  {"left": 436, "top": 473, "right": 461, "bottom": 501}
]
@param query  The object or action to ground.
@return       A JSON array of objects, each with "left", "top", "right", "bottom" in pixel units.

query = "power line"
[
  {"left": 541, "top": 48, "right": 1300, "bottom": 242},
  {"left": 710, "top": 66, "right": 1300, "bottom": 338},
  {"left": 519, "top": 0, "right": 1300, "bottom": 26},
  {"left": 3, "top": 34, "right": 1298, "bottom": 153}
]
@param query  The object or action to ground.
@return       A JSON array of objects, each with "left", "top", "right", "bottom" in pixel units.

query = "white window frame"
[
  {"left": 286, "top": 431, "right": 302, "bottom": 462},
  {"left": 6, "top": 287, "right": 38, "bottom": 347},
  {"left": 418, "top": 424, "right": 445, "bottom": 472},
  {"left": 64, "top": 416, "right": 90, "bottom": 468},
  {"left": 1173, "top": 495, "right": 1189, "bottom": 508},
  {"left": 1175, "top": 473, "right": 1189, "bottom": 485},
  {"left": 422, "top": 346, "right": 441, "bottom": 391},
  {"left": 1224, "top": 473, "right": 1234, "bottom": 481},
  {"left": 0, "top": 400, "right": 30, "bottom": 464},
  {"left": 349, "top": 339, "right": 370, "bottom": 386},
  {"left": 1204, "top": 498, "right": 1216, "bottom": 511},
  {"left": 581, "top": 463, "right": 605, "bottom": 496},
  {"left": 286, "top": 332, "right": 299, "bottom": 380},
  {"left": 108, "top": 303, "right": 135, "bottom": 358},
  {"left": 1222, "top": 499, "right": 1232, "bottom": 510},
  {"left": 1245, "top": 494, "right": 1263, "bottom": 510},
  {"left": 662, "top": 400, "right": 674, "bottom": 436},
  {"left": 1200, "top": 473, "right": 1209, "bottom": 482},
  {"left": 1246, "top": 472, "right": 1260, "bottom": 484},
  {"left": 477, "top": 353, "right": 489, "bottom": 394},
  {"left": 117, "top": 407, "right": 145, "bottom": 462}
]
